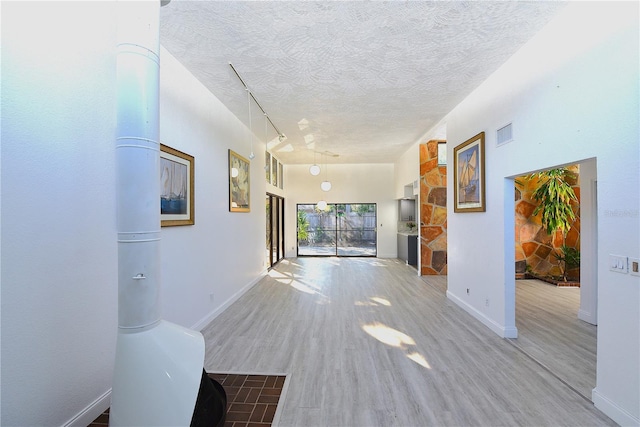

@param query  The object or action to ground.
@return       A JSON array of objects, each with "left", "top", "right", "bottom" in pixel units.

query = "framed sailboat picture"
[
  {"left": 160, "top": 144, "right": 195, "bottom": 226},
  {"left": 454, "top": 132, "right": 485, "bottom": 213}
]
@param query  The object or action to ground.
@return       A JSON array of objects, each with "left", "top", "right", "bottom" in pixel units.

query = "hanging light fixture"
[
  {"left": 229, "top": 63, "right": 284, "bottom": 160},
  {"left": 264, "top": 112, "right": 269, "bottom": 158},
  {"left": 320, "top": 153, "right": 331, "bottom": 191},
  {"left": 317, "top": 200, "right": 327, "bottom": 211},
  {"left": 309, "top": 150, "right": 320, "bottom": 176},
  {"left": 247, "top": 89, "right": 255, "bottom": 160}
]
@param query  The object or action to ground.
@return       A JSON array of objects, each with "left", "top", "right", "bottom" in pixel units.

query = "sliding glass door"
[
  {"left": 266, "top": 193, "right": 285, "bottom": 268},
  {"left": 297, "top": 203, "right": 376, "bottom": 257}
]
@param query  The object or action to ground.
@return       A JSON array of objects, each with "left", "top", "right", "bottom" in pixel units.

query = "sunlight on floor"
[
  {"left": 355, "top": 296, "right": 392, "bottom": 307},
  {"left": 371, "top": 297, "right": 391, "bottom": 306},
  {"left": 362, "top": 322, "right": 415, "bottom": 348},
  {"left": 362, "top": 321, "right": 432, "bottom": 369},
  {"left": 407, "top": 351, "right": 432, "bottom": 369},
  {"left": 269, "top": 268, "right": 330, "bottom": 303}
]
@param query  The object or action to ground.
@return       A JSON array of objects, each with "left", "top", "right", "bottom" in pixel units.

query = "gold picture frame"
[
  {"left": 229, "top": 149, "right": 250, "bottom": 212},
  {"left": 160, "top": 144, "right": 195, "bottom": 226},
  {"left": 454, "top": 132, "right": 485, "bottom": 213}
]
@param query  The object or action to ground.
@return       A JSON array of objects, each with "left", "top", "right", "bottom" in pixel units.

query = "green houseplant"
[{"left": 529, "top": 167, "right": 579, "bottom": 281}]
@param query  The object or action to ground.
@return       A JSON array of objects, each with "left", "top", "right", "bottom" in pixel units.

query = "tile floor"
[{"left": 89, "top": 373, "right": 286, "bottom": 427}]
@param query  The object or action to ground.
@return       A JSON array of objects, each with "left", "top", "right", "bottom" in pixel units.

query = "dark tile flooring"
[{"left": 89, "top": 373, "right": 286, "bottom": 427}]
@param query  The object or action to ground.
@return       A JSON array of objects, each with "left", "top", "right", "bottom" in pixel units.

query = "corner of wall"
[
  {"left": 446, "top": 290, "right": 517, "bottom": 338},
  {"left": 592, "top": 388, "right": 640, "bottom": 427}
]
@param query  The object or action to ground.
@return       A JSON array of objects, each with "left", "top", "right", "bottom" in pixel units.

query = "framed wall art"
[
  {"left": 454, "top": 132, "right": 485, "bottom": 213},
  {"left": 160, "top": 144, "right": 195, "bottom": 226},
  {"left": 271, "top": 156, "right": 278, "bottom": 187},
  {"left": 229, "top": 149, "right": 250, "bottom": 212},
  {"left": 265, "top": 151, "right": 271, "bottom": 184}
]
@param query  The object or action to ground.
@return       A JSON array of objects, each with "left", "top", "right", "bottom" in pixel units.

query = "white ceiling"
[{"left": 159, "top": 1, "right": 567, "bottom": 165}]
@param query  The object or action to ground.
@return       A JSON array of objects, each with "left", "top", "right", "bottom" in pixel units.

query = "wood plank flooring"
[
  {"left": 202, "top": 258, "right": 613, "bottom": 426},
  {"left": 510, "top": 279, "right": 597, "bottom": 401}
]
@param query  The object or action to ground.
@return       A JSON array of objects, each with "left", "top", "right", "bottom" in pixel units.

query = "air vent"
[{"left": 496, "top": 123, "right": 513, "bottom": 146}]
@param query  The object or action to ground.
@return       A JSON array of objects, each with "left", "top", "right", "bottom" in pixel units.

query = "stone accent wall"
[
  {"left": 420, "top": 140, "right": 447, "bottom": 275},
  {"left": 515, "top": 165, "right": 581, "bottom": 280}
]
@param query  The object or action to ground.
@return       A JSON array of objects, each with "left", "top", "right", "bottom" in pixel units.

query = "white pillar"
[
  {"left": 115, "top": 0, "right": 162, "bottom": 330},
  {"left": 110, "top": 2, "right": 204, "bottom": 425}
]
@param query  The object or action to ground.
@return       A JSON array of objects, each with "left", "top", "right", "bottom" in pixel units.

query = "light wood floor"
[
  {"left": 202, "top": 258, "right": 614, "bottom": 426},
  {"left": 510, "top": 279, "right": 597, "bottom": 401}
]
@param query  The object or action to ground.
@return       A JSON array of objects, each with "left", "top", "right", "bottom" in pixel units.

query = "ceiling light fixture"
[
  {"left": 317, "top": 200, "right": 327, "bottom": 211},
  {"left": 320, "top": 153, "right": 331, "bottom": 191},
  {"left": 309, "top": 150, "right": 320, "bottom": 176},
  {"left": 229, "top": 62, "right": 284, "bottom": 158}
]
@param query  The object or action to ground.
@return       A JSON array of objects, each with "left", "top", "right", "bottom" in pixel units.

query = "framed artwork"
[
  {"left": 229, "top": 149, "right": 250, "bottom": 212},
  {"left": 265, "top": 151, "right": 271, "bottom": 184},
  {"left": 454, "top": 132, "right": 485, "bottom": 213},
  {"left": 272, "top": 157, "right": 278, "bottom": 186},
  {"left": 160, "top": 144, "right": 195, "bottom": 226}
]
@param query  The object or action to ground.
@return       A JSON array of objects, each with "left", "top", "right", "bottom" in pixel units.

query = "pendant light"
[
  {"left": 317, "top": 200, "right": 327, "bottom": 211},
  {"left": 320, "top": 154, "right": 331, "bottom": 191},
  {"left": 309, "top": 150, "right": 320, "bottom": 176}
]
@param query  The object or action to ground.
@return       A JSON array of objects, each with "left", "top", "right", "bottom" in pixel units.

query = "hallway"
[{"left": 202, "top": 257, "right": 612, "bottom": 426}]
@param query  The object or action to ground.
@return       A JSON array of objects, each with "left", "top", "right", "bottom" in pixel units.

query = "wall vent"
[{"left": 496, "top": 123, "right": 513, "bottom": 146}]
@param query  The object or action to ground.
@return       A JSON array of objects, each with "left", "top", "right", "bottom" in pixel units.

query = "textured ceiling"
[{"left": 159, "top": 1, "right": 566, "bottom": 165}]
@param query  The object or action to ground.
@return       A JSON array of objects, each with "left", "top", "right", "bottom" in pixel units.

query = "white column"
[{"left": 110, "top": 2, "right": 204, "bottom": 425}]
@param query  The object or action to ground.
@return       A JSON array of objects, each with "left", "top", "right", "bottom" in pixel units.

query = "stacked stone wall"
[{"left": 420, "top": 140, "right": 447, "bottom": 275}]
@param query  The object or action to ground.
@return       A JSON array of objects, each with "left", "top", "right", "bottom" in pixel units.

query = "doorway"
[
  {"left": 509, "top": 157, "right": 598, "bottom": 401},
  {"left": 266, "top": 193, "right": 285, "bottom": 269},
  {"left": 296, "top": 203, "right": 377, "bottom": 257}
]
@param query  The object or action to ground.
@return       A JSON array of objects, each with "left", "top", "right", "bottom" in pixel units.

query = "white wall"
[
  {"left": 284, "top": 164, "right": 396, "bottom": 258},
  {"left": 2, "top": 3, "right": 119, "bottom": 425},
  {"left": 394, "top": 143, "right": 419, "bottom": 200},
  {"left": 444, "top": 3, "right": 639, "bottom": 425},
  {"left": 159, "top": 48, "right": 267, "bottom": 330},
  {"left": 1, "top": 3, "right": 268, "bottom": 425}
]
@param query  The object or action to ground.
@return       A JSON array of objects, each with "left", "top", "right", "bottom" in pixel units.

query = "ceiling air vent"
[{"left": 496, "top": 122, "right": 513, "bottom": 147}]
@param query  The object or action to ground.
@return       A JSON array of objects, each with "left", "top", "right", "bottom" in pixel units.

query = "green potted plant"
[
  {"left": 529, "top": 167, "right": 579, "bottom": 281},
  {"left": 553, "top": 245, "right": 581, "bottom": 281}
]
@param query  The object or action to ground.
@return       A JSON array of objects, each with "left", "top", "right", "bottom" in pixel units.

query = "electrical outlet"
[
  {"left": 209, "top": 292, "right": 215, "bottom": 302},
  {"left": 485, "top": 298, "right": 490, "bottom": 307},
  {"left": 609, "top": 254, "right": 628, "bottom": 274},
  {"left": 630, "top": 257, "right": 640, "bottom": 277},
  {"left": 466, "top": 288, "right": 470, "bottom": 295}
]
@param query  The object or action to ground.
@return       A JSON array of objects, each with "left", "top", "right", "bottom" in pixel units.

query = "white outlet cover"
[{"left": 629, "top": 257, "right": 640, "bottom": 277}]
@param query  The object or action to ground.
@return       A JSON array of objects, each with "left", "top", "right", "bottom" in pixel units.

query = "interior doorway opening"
[
  {"left": 296, "top": 203, "right": 377, "bottom": 257},
  {"left": 508, "top": 157, "right": 598, "bottom": 401}
]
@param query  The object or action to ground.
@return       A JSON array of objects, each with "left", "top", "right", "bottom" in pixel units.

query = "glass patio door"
[
  {"left": 266, "top": 193, "right": 285, "bottom": 268},
  {"left": 297, "top": 203, "right": 376, "bottom": 257}
]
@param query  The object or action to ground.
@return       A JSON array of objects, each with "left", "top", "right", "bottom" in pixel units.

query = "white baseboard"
[
  {"left": 63, "top": 388, "right": 111, "bottom": 427},
  {"left": 191, "top": 270, "right": 267, "bottom": 332},
  {"left": 446, "top": 290, "right": 518, "bottom": 338},
  {"left": 593, "top": 388, "right": 640, "bottom": 426},
  {"left": 578, "top": 308, "right": 598, "bottom": 325},
  {"left": 377, "top": 252, "right": 397, "bottom": 259}
]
